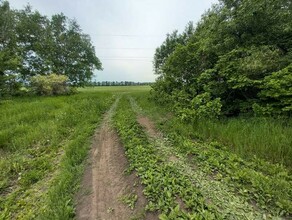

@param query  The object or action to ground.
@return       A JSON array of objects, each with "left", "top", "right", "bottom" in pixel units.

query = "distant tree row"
[
  {"left": 152, "top": 0, "right": 292, "bottom": 118},
  {"left": 0, "top": 0, "right": 101, "bottom": 96},
  {"left": 86, "top": 81, "right": 153, "bottom": 86}
]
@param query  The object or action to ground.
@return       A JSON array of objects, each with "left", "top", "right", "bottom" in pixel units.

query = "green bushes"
[
  {"left": 255, "top": 64, "right": 292, "bottom": 116},
  {"left": 0, "top": 75, "right": 22, "bottom": 97},
  {"left": 152, "top": 0, "right": 292, "bottom": 117},
  {"left": 30, "top": 74, "right": 74, "bottom": 96}
]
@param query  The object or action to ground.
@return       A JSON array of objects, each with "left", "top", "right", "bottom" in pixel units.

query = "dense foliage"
[
  {"left": 152, "top": 0, "right": 292, "bottom": 118},
  {"left": 30, "top": 74, "right": 75, "bottom": 96},
  {"left": 0, "top": 0, "right": 101, "bottom": 96}
]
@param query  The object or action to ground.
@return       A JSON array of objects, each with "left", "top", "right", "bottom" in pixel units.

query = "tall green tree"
[
  {"left": 0, "top": 1, "right": 20, "bottom": 76},
  {"left": 46, "top": 17, "right": 102, "bottom": 85},
  {"left": 15, "top": 5, "right": 50, "bottom": 78},
  {"left": 152, "top": 0, "right": 292, "bottom": 117},
  {"left": 153, "top": 22, "right": 195, "bottom": 75},
  {"left": 0, "top": 1, "right": 22, "bottom": 96},
  {"left": 0, "top": 1, "right": 102, "bottom": 92}
]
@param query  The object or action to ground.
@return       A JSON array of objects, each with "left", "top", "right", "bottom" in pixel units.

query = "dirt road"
[{"left": 76, "top": 99, "right": 156, "bottom": 220}]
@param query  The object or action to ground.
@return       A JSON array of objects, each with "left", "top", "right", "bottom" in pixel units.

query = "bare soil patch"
[
  {"left": 137, "top": 116, "right": 161, "bottom": 139},
  {"left": 76, "top": 104, "right": 157, "bottom": 220}
]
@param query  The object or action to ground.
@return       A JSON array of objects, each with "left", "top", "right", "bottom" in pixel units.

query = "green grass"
[
  {"left": 132, "top": 91, "right": 292, "bottom": 170},
  {"left": 1, "top": 86, "right": 291, "bottom": 219},
  {"left": 116, "top": 95, "right": 292, "bottom": 218},
  {"left": 192, "top": 117, "right": 292, "bottom": 168},
  {"left": 0, "top": 90, "right": 114, "bottom": 219},
  {"left": 78, "top": 85, "right": 151, "bottom": 93},
  {"left": 129, "top": 93, "right": 292, "bottom": 217}
]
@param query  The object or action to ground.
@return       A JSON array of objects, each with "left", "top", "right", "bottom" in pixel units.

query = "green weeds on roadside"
[
  {"left": 132, "top": 93, "right": 292, "bottom": 218},
  {"left": 119, "top": 193, "right": 138, "bottom": 210},
  {"left": 114, "top": 96, "right": 221, "bottom": 219},
  {"left": 133, "top": 92, "right": 292, "bottom": 169}
]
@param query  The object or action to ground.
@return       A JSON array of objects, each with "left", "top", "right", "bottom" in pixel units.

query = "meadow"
[
  {"left": 0, "top": 86, "right": 291, "bottom": 219},
  {"left": 0, "top": 90, "right": 114, "bottom": 219}
]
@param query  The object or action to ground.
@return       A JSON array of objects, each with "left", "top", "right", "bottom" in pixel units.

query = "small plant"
[
  {"left": 107, "top": 207, "right": 114, "bottom": 213},
  {"left": 119, "top": 193, "right": 138, "bottom": 210}
]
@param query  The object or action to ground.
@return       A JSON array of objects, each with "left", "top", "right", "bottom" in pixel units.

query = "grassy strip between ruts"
[
  {"left": 0, "top": 91, "right": 114, "bottom": 219},
  {"left": 114, "top": 96, "right": 222, "bottom": 219},
  {"left": 132, "top": 93, "right": 292, "bottom": 218}
]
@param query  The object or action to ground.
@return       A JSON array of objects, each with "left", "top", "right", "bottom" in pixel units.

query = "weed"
[{"left": 119, "top": 193, "right": 138, "bottom": 209}]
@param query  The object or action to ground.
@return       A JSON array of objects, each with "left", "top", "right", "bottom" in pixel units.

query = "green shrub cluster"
[
  {"left": 30, "top": 74, "right": 75, "bottom": 96},
  {"left": 152, "top": 0, "right": 292, "bottom": 118},
  {"left": 0, "top": 75, "right": 22, "bottom": 97}
]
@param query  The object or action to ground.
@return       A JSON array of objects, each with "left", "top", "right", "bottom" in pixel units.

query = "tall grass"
[
  {"left": 192, "top": 117, "right": 292, "bottom": 168},
  {"left": 132, "top": 92, "right": 292, "bottom": 169},
  {"left": 0, "top": 90, "right": 114, "bottom": 219}
]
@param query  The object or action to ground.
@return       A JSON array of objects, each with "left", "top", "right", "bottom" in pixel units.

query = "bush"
[
  {"left": 30, "top": 74, "right": 74, "bottom": 96},
  {"left": 175, "top": 92, "right": 222, "bottom": 121},
  {"left": 260, "top": 65, "right": 292, "bottom": 115},
  {"left": 0, "top": 74, "right": 22, "bottom": 97}
]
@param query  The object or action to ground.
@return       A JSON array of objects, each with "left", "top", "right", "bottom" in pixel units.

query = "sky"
[{"left": 8, "top": 0, "right": 218, "bottom": 82}]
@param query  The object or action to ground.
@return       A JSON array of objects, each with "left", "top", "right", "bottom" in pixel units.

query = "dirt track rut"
[{"left": 76, "top": 98, "right": 155, "bottom": 220}]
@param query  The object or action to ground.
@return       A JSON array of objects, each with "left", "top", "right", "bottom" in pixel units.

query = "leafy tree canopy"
[
  {"left": 0, "top": 0, "right": 102, "bottom": 92},
  {"left": 152, "top": 0, "right": 292, "bottom": 118}
]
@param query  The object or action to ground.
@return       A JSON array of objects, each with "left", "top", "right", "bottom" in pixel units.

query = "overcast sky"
[{"left": 8, "top": 0, "right": 218, "bottom": 82}]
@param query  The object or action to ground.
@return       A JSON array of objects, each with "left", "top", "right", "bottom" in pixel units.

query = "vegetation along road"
[
  {"left": 1, "top": 0, "right": 292, "bottom": 219},
  {"left": 1, "top": 86, "right": 290, "bottom": 219}
]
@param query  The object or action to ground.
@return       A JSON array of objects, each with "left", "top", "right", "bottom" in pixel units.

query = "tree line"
[
  {"left": 87, "top": 81, "right": 153, "bottom": 87},
  {"left": 0, "top": 0, "right": 101, "bottom": 96},
  {"left": 152, "top": 0, "right": 292, "bottom": 118}
]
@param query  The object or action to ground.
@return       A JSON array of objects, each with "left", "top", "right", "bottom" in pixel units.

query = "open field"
[
  {"left": 0, "top": 90, "right": 114, "bottom": 219},
  {"left": 78, "top": 85, "right": 151, "bottom": 93},
  {"left": 0, "top": 86, "right": 291, "bottom": 219}
]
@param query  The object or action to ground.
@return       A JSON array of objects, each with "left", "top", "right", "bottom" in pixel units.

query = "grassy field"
[
  {"left": 78, "top": 85, "right": 151, "bottom": 93},
  {"left": 0, "top": 90, "right": 114, "bottom": 219},
  {"left": 0, "top": 86, "right": 291, "bottom": 219}
]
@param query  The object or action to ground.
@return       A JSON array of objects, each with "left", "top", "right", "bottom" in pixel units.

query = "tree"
[
  {"left": 43, "top": 14, "right": 102, "bottom": 86},
  {"left": 15, "top": 5, "right": 50, "bottom": 78},
  {"left": 0, "top": 1, "right": 22, "bottom": 97},
  {"left": 0, "top": 1, "right": 102, "bottom": 94},
  {"left": 153, "top": 22, "right": 195, "bottom": 75},
  {"left": 152, "top": 0, "right": 292, "bottom": 117}
]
